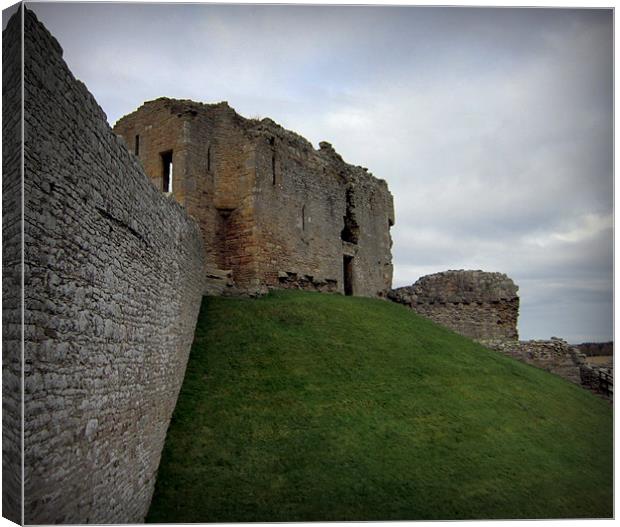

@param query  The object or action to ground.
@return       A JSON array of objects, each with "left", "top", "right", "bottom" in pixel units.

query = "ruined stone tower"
[
  {"left": 113, "top": 99, "right": 395, "bottom": 297},
  {"left": 389, "top": 270, "right": 520, "bottom": 342}
]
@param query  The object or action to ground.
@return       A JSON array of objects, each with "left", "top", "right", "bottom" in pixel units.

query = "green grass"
[{"left": 146, "top": 290, "right": 613, "bottom": 522}]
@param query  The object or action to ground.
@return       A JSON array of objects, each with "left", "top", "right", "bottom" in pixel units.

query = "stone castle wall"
[
  {"left": 5, "top": 8, "right": 206, "bottom": 523},
  {"left": 113, "top": 100, "right": 394, "bottom": 297},
  {"left": 113, "top": 99, "right": 258, "bottom": 287},
  {"left": 484, "top": 338, "right": 613, "bottom": 399},
  {"left": 390, "top": 271, "right": 612, "bottom": 398},
  {"left": 484, "top": 338, "right": 584, "bottom": 385},
  {"left": 389, "top": 270, "right": 519, "bottom": 341},
  {"left": 249, "top": 126, "right": 394, "bottom": 297},
  {"left": 3, "top": 7, "right": 24, "bottom": 524}
]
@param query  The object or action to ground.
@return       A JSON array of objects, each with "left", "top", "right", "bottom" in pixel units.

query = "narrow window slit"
[
  {"left": 161, "top": 150, "right": 173, "bottom": 193},
  {"left": 134, "top": 135, "right": 140, "bottom": 156}
]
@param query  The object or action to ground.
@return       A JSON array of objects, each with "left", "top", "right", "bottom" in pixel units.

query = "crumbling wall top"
[
  {"left": 393, "top": 270, "right": 518, "bottom": 305},
  {"left": 389, "top": 270, "right": 519, "bottom": 342},
  {"left": 115, "top": 97, "right": 390, "bottom": 190}
]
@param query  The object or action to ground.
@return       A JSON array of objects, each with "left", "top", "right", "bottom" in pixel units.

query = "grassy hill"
[{"left": 146, "top": 291, "right": 612, "bottom": 522}]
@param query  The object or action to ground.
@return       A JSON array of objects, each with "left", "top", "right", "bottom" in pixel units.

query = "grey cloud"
[{"left": 23, "top": 3, "right": 614, "bottom": 342}]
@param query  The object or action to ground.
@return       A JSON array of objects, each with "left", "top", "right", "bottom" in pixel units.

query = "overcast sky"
[{"left": 8, "top": 2, "right": 613, "bottom": 343}]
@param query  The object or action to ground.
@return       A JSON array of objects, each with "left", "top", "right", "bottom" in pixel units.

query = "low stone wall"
[
  {"left": 389, "top": 270, "right": 519, "bottom": 341},
  {"left": 482, "top": 338, "right": 584, "bottom": 385},
  {"left": 483, "top": 337, "right": 613, "bottom": 399},
  {"left": 3, "top": 8, "right": 206, "bottom": 523},
  {"left": 390, "top": 271, "right": 612, "bottom": 399}
]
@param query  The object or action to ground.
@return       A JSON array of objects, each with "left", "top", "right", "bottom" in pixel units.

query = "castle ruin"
[
  {"left": 2, "top": 7, "right": 611, "bottom": 526},
  {"left": 389, "top": 270, "right": 520, "bottom": 342},
  {"left": 3, "top": 8, "right": 394, "bottom": 524},
  {"left": 390, "top": 270, "right": 612, "bottom": 397},
  {"left": 113, "top": 100, "right": 395, "bottom": 298}
]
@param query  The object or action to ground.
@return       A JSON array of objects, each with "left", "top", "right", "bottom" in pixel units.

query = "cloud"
[
  {"left": 526, "top": 213, "right": 613, "bottom": 246},
  {"left": 26, "top": 3, "right": 613, "bottom": 342}
]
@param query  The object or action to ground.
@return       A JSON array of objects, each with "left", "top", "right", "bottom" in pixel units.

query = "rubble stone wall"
[
  {"left": 483, "top": 338, "right": 584, "bottom": 385},
  {"left": 114, "top": 100, "right": 394, "bottom": 297},
  {"left": 114, "top": 100, "right": 259, "bottom": 287},
  {"left": 389, "top": 270, "right": 519, "bottom": 341},
  {"left": 390, "top": 271, "right": 612, "bottom": 397},
  {"left": 484, "top": 338, "right": 613, "bottom": 399},
  {"left": 2, "top": 6, "right": 24, "bottom": 524},
  {"left": 250, "top": 128, "right": 394, "bottom": 297},
  {"left": 20, "top": 9, "right": 205, "bottom": 523}
]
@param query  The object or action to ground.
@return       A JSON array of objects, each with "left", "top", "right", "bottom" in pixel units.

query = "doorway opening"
[
  {"left": 343, "top": 255, "right": 354, "bottom": 296},
  {"left": 161, "top": 150, "right": 173, "bottom": 193}
]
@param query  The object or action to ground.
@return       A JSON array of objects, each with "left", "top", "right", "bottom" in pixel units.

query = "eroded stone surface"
[
  {"left": 484, "top": 337, "right": 584, "bottom": 384},
  {"left": 389, "top": 270, "right": 519, "bottom": 341},
  {"left": 113, "top": 99, "right": 395, "bottom": 298},
  {"left": 390, "top": 271, "right": 612, "bottom": 397},
  {"left": 3, "top": 6, "right": 24, "bottom": 524},
  {"left": 484, "top": 337, "right": 613, "bottom": 399},
  {"left": 17, "top": 8, "right": 206, "bottom": 523}
]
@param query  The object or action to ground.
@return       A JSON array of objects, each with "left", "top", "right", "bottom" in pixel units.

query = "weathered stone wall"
[
  {"left": 389, "top": 271, "right": 613, "bottom": 397},
  {"left": 3, "top": 6, "right": 24, "bottom": 524},
  {"left": 114, "top": 99, "right": 394, "bottom": 298},
  {"left": 113, "top": 99, "right": 258, "bottom": 289},
  {"left": 251, "top": 128, "right": 394, "bottom": 297},
  {"left": 484, "top": 338, "right": 584, "bottom": 385},
  {"left": 16, "top": 8, "right": 206, "bottom": 523},
  {"left": 484, "top": 337, "right": 613, "bottom": 399},
  {"left": 389, "top": 270, "right": 519, "bottom": 341}
]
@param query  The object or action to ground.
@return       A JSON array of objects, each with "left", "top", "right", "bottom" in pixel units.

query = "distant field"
[
  {"left": 586, "top": 356, "right": 613, "bottom": 367},
  {"left": 147, "top": 291, "right": 613, "bottom": 522},
  {"left": 577, "top": 342, "right": 614, "bottom": 357}
]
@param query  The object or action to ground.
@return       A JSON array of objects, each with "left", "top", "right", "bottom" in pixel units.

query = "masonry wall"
[
  {"left": 3, "top": 6, "right": 24, "bottom": 523},
  {"left": 114, "top": 102, "right": 395, "bottom": 297},
  {"left": 114, "top": 99, "right": 260, "bottom": 289},
  {"left": 19, "top": 8, "right": 206, "bottom": 523},
  {"left": 484, "top": 337, "right": 613, "bottom": 399},
  {"left": 390, "top": 271, "right": 612, "bottom": 397},
  {"left": 251, "top": 134, "right": 345, "bottom": 293},
  {"left": 485, "top": 338, "right": 584, "bottom": 385},
  {"left": 389, "top": 270, "right": 519, "bottom": 341},
  {"left": 251, "top": 125, "right": 394, "bottom": 297}
]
